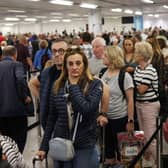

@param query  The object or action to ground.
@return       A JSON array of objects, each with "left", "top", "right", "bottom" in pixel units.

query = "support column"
[
  {"left": 88, "top": 8, "right": 102, "bottom": 36},
  {"left": 134, "top": 15, "right": 143, "bottom": 31}
]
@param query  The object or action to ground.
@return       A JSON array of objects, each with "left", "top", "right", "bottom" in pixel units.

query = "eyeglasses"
[{"left": 52, "top": 48, "right": 65, "bottom": 55}]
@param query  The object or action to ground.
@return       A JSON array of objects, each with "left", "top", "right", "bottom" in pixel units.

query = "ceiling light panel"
[
  {"left": 8, "top": 10, "right": 25, "bottom": 13},
  {"left": 163, "top": 5, "right": 168, "bottom": 9},
  {"left": 142, "top": 0, "right": 154, "bottom": 4},
  {"left": 4, "top": 23, "right": 14, "bottom": 26},
  {"left": 80, "top": 3, "right": 98, "bottom": 9},
  {"left": 124, "top": 9, "right": 133, "bottom": 14},
  {"left": 154, "top": 14, "right": 159, "bottom": 17},
  {"left": 49, "top": 0, "right": 73, "bottom": 6},
  {"left": 5, "top": 17, "right": 20, "bottom": 21},
  {"left": 135, "top": 11, "right": 142, "bottom": 15},
  {"left": 50, "top": 12, "right": 62, "bottom": 15},
  {"left": 52, "top": 16, "right": 63, "bottom": 19},
  {"left": 111, "top": 8, "right": 122, "bottom": 12},
  {"left": 68, "top": 13, "right": 79, "bottom": 17},
  {"left": 50, "top": 19, "right": 60, "bottom": 22},
  {"left": 62, "top": 19, "right": 71, "bottom": 22},
  {"left": 24, "top": 18, "right": 37, "bottom": 21},
  {"left": 27, "top": 0, "right": 40, "bottom": 1},
  {"left": 148, "top": 14, "right": 153, "bottom": 16}
]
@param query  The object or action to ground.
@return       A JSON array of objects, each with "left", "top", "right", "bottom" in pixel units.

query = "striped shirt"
[
  {"left": 0, "top": 135, "right": 29, "bottom": 168},
  {"left": 134, "top": 64, "right": 159, "bottom": 102}
]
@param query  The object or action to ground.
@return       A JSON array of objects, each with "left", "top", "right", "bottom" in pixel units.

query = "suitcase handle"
[
  {"left": 32, "top": 155, "right": 48, "bottom": 168},
  {"left": 32, "top": 155, "right": 41, "bottom": 166}
]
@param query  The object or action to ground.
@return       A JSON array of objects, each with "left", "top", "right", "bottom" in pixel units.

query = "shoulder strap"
[
  {"left": 118, "top": 69, "right": 126, "bottom": 99},
  {"left": 99, "top": 67, "right": 108, "bottom": 78}
]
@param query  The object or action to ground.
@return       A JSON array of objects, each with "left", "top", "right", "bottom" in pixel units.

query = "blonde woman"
[
  {"left": 134, "top": 41, "right": 160, "bottom": 167},
  {"left": 101, "top": 46, "right": 134, "bottom": 165}
]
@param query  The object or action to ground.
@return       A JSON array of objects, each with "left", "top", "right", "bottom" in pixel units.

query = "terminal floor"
[{"left": 23, "top": 116, "right": 168, "bottom": 168}]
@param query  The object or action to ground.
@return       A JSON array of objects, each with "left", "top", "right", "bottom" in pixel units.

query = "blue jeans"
[{"left": 54, "top": 145, "right": 99, "bottom": 168}]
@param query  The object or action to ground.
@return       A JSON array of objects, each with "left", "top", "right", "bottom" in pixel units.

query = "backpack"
[
  {"left": 41, "top": 48, "right": 50, "bottom": 70},
  {"left": 99, "top": 67, "right": 126, "bottom": 99}
]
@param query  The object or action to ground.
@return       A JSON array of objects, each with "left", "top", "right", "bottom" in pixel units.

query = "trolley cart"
[{"left": 32, "top": 156, "right": 48, "bottom": 168}]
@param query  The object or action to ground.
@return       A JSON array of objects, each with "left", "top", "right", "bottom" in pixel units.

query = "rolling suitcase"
[{"left": 32, "top": 156, "right": 48, "bottom": 168}]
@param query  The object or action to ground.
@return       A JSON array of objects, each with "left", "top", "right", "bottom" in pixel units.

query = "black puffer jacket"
[{"left": 40, "top": 78, "right": 103, "bottom": 151}]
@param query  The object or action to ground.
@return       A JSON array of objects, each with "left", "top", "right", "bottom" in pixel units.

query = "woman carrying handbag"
[{"left": 36, "top": 48, "right": 104, "bottom": 168}]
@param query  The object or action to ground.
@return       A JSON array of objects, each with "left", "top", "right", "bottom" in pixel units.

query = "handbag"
[
  {"left": 117, "top": 131, "right": 144, "bottom": 164},
  {"left": 48, "top": 112, "right": 80, "bottom": 161}
]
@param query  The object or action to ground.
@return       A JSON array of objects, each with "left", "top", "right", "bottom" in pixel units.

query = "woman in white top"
[{"left": 100, "top": 46, "right": 134, "bottom": 166}]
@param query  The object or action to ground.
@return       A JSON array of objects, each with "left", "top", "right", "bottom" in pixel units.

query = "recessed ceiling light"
[
  {"left": 111, "top": 8, "right": 122, "bottom": 12},
  {"left": 154, "top": 14, "right": 159, "bottom": 18},
  {"left": 163, "top": 5, "right": 168, "bottom": 8},
  {"left": 68, "top": 13, "right": 79, "bottom": 17},
  {"left": 62, "top": 19, "right": 71, "bottom": 22},
  {"left": 124, "top": 9, "right": 133, "bottom": 14},
  {"left": 142, "top": 0, "right": 154, "bottom": 3},
  {"left": 80, "top": 3, "right": 98, "bottom": 9},
  {"left": 50, "top": 19, "right": 60, "bottom": 22},
  {"left": 24, "top": 18, "right": 37, "bottom": 21},
  {"left": 52, "top": 16, "right": 62, "bottom": 19},
  {"left": 49, "top": 0, "right": 73, "bottom": 6},
  {"left": 5, "top": 17, "right": 20, "bottom": 21},
  {"left": 8, "top": 10, "right": 25, "bottom": 13},
  {"left": 50, "top": 12, "right": 62, "bottom": 15},
  {"left": 135, "top": 11, "right": 142, "bottom": 15},
  {"left": 27, "top": 0, "right": 40, "bottom": 1},
  {"left": 4, "top": 23, "right": 14, "bottom": 26},
  {"left": 148, "top": 14, "right": 153, "bottom": 16}
]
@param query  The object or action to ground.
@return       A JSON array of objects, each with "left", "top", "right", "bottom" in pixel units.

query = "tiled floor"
[
  {"left": 23, "top": 116, "right": 53, "bottom": 168},
  {"left": 23, "top": 115, "right": 168, "bottom": 168}
]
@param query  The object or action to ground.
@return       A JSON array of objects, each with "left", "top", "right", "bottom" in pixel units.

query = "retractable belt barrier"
[
  {"left": 128, "top": 114, "right": 167, "bottom": 168},
  {"left": 27, "top": 121, "right": 40, "bottom": 131}
]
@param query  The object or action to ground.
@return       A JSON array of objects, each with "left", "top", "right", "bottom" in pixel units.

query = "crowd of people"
[{"left": 0, "top": 26, "right": 168, "bottom": 168}]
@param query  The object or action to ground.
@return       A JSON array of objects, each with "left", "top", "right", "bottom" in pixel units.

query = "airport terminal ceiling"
[{"left": 0, "top": 0, "right": 168, "bottom": 24}]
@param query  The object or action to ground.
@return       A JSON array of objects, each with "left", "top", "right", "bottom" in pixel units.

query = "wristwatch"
[
  {"left": 128, "top": 119, "right": 134, "bottom": 123},
  {"left": 99, "top": 112, "right": 108, "bottom": 118}
]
